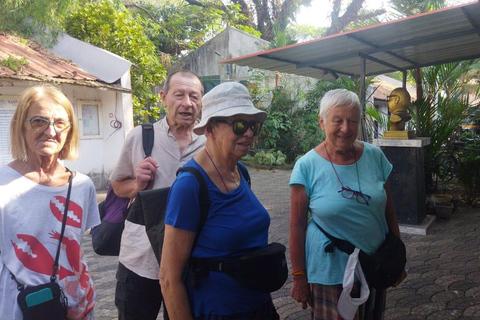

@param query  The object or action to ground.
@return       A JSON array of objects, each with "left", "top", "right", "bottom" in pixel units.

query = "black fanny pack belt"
[
  {"left": 312, "top": 219, "right": 356, "bottom": 254},
  {"left": 190, "top": 242, "right": 288, "bottom": 293}
]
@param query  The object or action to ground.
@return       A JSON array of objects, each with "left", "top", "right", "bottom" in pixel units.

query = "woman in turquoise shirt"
[{"left": 289, "top": 89, "right": 407, "bottom": 320}]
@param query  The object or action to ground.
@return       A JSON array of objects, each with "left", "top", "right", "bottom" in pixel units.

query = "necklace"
[
  {"left": 324, "top": 143, "right": 366, "bottom": 198},
  {"left": 205, "top": 148, "right": 239, "bottom": 192}
]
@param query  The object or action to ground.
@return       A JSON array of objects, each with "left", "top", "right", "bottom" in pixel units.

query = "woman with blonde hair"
[{"left": 0, "top": 84, "right": 100, "bottom": 319}]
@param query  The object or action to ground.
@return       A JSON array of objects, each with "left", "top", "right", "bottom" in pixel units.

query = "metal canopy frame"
[{"left": 225, "top": 1, "right": 480, "bottom": 106}]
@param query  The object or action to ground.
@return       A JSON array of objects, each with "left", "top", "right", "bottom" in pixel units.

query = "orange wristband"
[{"left": 292, "top": 270, "right": 306, "bottom": 276}]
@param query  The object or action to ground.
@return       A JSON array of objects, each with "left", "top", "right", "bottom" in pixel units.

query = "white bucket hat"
[
  {"left": 337, "top": 248, "right": 370, "bottom": 320},
  {"left": 193, "top": 82, "right": 267, "bottom": 135}
]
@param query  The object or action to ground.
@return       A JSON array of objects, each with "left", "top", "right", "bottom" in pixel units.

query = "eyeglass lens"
[
  {"left": 28, "top": 117, "right": 70, "bottom": 132},
  {"left": 339, "top": 187, "right": 371, "bottom": 205}
]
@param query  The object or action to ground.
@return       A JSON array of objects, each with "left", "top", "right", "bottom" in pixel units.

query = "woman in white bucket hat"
[
  {"left": 160, "top": 82, "right": 280, "bottom": 319},
  {"left": 289, "top": 89, "right": 406, "bottom": 319}
]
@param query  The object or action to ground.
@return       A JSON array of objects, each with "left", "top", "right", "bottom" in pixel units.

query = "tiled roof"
[{"left": 0, "top": 33, "right": 129, "bottom": 92}]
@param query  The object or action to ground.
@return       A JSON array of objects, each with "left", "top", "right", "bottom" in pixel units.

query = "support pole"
[{"left": 360, "top": 56, "right": 367, "bottom": 141}]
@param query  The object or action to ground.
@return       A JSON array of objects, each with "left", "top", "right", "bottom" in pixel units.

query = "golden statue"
[{"left": 388, "top": 87, "right": 412, "bottom": 131}]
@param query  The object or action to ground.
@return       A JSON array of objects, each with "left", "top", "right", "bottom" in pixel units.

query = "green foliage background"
[{"left": 65, "top": 0, "right": 166, "bottom": 123}]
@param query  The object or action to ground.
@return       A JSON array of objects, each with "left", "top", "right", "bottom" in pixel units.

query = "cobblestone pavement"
[{"left": 83, "top": 169, "right": 480, "bottom": 320}]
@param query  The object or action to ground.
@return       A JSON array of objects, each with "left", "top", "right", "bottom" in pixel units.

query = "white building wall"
[{"left": 0, "top": 81, "right": 130, "bottom": 189}]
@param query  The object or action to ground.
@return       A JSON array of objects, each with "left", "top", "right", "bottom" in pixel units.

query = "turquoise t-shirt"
[{"left": 289, "top": 142, "right": 392, "bottom": 285}]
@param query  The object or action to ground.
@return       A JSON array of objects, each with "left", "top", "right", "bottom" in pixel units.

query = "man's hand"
[{"left": 135, "top": 157, "right": 159, "bottom": 191}]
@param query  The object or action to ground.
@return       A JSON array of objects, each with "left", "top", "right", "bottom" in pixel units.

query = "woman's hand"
[
  {"left": 290, "top": 275, "right": 312, "bottom": 309},
  {"left": 289, "top": 184, "right": 311, "bottom": 309}
]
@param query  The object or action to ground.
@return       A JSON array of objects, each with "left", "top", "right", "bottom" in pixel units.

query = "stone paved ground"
[{"left": 83, "top": 169, "right": 480, "bottom": 320}]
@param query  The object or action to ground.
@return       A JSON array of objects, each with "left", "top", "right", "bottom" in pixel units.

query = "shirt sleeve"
[
  {"left": 289, "top": 155, "right": 311, "bottom": 197},
  {"left": 164, "top": 172, "right": 202, "bottom": 232},
  {"left": 109, "top": 126, "right": 141, "bottom": 182}
]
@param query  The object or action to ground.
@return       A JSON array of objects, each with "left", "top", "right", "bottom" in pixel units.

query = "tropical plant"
[
  {"left": 255, "top": 77, "right": 325, "bottom": 163},
  {"left": 408, "top": 61, "right": 480, "bottom": 192},
  {"left": 242, "top": 150, "right": 287, "bottom": 167},
  {"left": 455, "top": 133, "right": 480, "bottom": 205}
]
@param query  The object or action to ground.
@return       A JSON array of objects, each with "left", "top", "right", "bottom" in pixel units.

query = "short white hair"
[{"left": 319, "top": 89, "right": 361, "bottom": 121}]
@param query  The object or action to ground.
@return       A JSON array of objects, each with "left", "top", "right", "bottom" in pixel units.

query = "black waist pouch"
[
  {"left": 17, "top": 281, "right": 68, "bottom": 320},
  {"left": 358, "top": 232, "right": 406, "bottom": 290},
  {"left": 192, "top": 242, "right": 288, "bottom": 293}
]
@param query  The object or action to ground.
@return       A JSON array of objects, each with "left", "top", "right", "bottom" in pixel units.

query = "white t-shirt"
[
  {"left": 110, "top": 118, "right": 206, "bottom": 279},
  {"left": 0, "top": 166, "right": 100, "bottom": 319}
]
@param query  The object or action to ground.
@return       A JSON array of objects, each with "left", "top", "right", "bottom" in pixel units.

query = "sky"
[{"left": 295, "top": 0, "right": 475, "bottom": 28}]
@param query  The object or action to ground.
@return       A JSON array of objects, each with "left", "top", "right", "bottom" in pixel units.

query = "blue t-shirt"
[
  {"left": 289, "top": 142, "right": 392, "bottom": 285},
  {"left": 165, "top": 159, "right": 271, "bottom": 316}
]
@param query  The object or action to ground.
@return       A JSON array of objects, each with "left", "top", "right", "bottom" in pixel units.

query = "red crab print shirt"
[{"left": 0, "top": 166, "right": 100, "bottom": 319}]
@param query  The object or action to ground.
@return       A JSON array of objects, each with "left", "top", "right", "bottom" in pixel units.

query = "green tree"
[
  {"left": 325, "top": 0, "right": 386, "bottom": 36},
  {"left": 125, "top": 0, "right": 260, "bottom": 58},
  {"left": 66, "top": 0, "right": 166, "bottom": 123},
  {"left": 0, "top": 0, "right": 83, "bottom": 43},
  {"left": 182, "top": 0, "right": 312, "bottom": 41}
]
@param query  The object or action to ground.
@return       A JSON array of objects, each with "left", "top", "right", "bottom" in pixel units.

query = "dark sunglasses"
[{"left": 215, "top": 119, "right": 263, "bottom": 136}]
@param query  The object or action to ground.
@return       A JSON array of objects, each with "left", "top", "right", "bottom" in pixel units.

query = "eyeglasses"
[
  {"left": 27, "top": 117, "right": 71, "bottom": 132},
  {"left": 387, "top": 95, "right": 399, "bottom": 100},
  {"left": 215, "top": 119, "right": 263, "bottom": 136},
  {"left": 338, "top": 186, "right": 371, "bottom": 206}
]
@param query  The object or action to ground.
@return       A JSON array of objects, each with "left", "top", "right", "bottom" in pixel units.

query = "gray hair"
[
  {"left": 319, "top": 89, "right": 361, "bottom": 121},
  {"left": 162, "top": 69, "right": 204, "bottom": 95}
]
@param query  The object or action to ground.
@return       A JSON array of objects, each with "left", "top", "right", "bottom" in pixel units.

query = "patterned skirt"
[
  {"left": 311, "top": 282, "right": 364, "bottom": 320},
  {"left": 310, "top": 283, "right": 386, "bottom": 320}
]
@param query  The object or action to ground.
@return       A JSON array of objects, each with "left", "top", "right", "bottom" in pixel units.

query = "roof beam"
[
  {"left": 347, "top": 34, "right": 419, "bottom": 67},
  {"left": 358, "top": 52, "right": 407, "bottom": 73},
  {"left": 462, "top": 7, "right": 480, "bottom": 37}
]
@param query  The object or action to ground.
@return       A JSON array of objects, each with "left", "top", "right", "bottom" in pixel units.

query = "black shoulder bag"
[
  {"left": 10, "top": 170, "right": 72, "bottom": 320},
  {"left": 313, "top": 219, "right": 406, "bottom": 290}
]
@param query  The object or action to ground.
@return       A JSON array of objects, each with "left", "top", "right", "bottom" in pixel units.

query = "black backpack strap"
[
  {"left": 311, "top": 219, "right": 355, "bottom": 255},
  {"left": 237, "top": 163, "right": 251, "bottom": 187},
  {"left": 176, "top": 167, "right": 211, "bottom": 247},
  {"left": 141, "top": 124, "right": 154, "bottom": 158}
]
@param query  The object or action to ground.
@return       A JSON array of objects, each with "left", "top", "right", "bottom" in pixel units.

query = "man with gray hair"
[{"left": 110, "top": 70, "right": 206, "bottom": 320}]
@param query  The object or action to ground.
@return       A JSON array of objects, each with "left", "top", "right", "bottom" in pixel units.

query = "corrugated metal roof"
[
  {"left": 226, "top": 2, "right": 480, "bottom": 80},
  {"left": 0, "top": 33, "right": 130, "bottom": 92}
]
